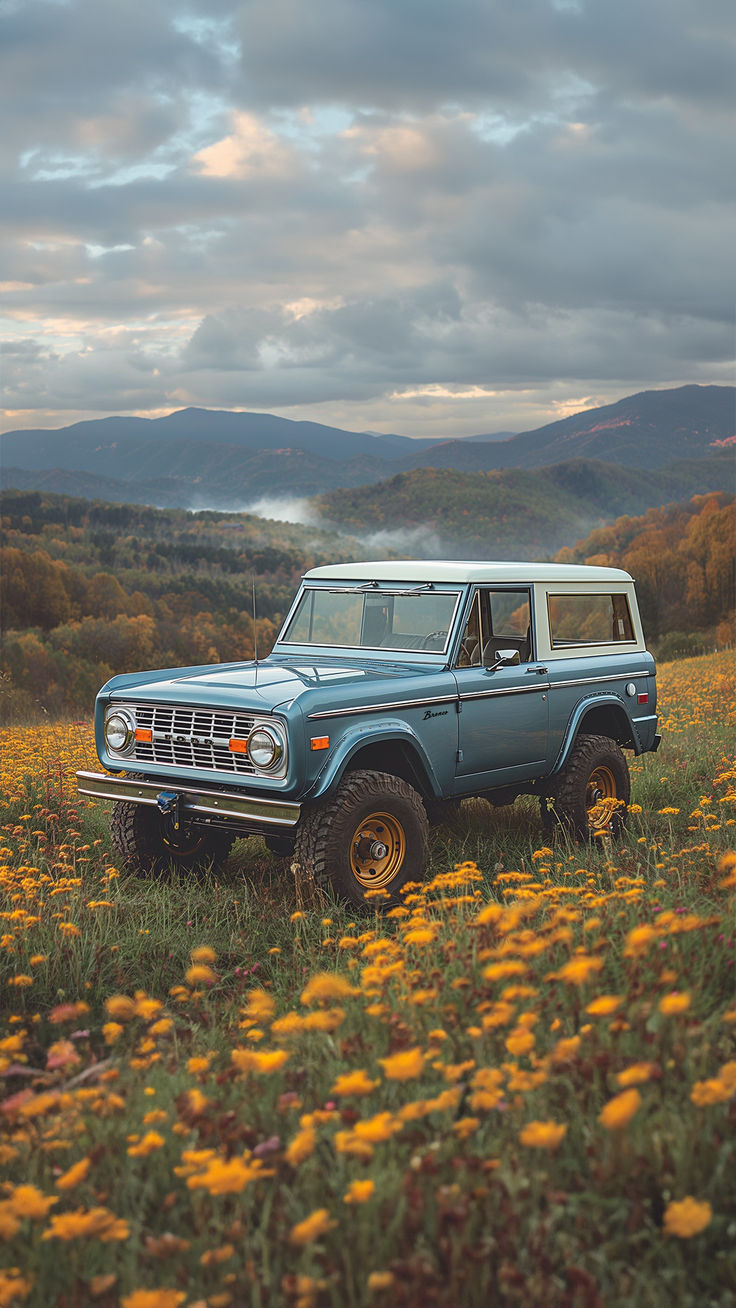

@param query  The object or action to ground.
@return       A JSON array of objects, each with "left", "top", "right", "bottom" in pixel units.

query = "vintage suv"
[{"left": 77, "top": 561, "right": 660, "bottom": 906}]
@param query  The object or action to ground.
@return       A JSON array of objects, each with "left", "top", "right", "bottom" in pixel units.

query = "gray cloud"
[{"left": 1, "top": 0, "right": 734, "bottom": 437}]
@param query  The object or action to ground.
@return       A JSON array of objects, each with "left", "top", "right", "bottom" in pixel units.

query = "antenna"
[{"left": 252, "top": 573, "right": 259, "bottom": 666}]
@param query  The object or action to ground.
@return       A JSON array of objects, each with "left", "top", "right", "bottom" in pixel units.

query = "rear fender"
[{"left": 552, "top": 696, "right": 640, "bottom": 774}]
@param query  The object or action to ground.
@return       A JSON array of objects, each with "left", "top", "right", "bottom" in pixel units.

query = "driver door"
[{"left": 452, "top": 588, "right": 549, "bottom": 788}]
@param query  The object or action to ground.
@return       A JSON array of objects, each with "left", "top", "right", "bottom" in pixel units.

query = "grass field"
[{"left": 0, "top": 651, "right": 734, "bottom": 1307}]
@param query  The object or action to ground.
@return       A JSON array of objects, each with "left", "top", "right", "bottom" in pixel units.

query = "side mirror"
[{"left": 486, "top": 648, "right": 521, "bottom": 669}]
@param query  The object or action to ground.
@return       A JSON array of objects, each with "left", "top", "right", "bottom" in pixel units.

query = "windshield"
[{"left": 281, "top": 587, "right": 461, "bottom": 653}]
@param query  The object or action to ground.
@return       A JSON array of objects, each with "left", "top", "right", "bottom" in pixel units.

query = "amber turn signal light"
[
  {"left": 134, "top": 728, "right": 153, "bottom": 742},
  {"left": 310, "top": 736, "right": 330, "bottom": 751},
  {"left": 228, "top": 738, "right": 248, "bottom": 753}
]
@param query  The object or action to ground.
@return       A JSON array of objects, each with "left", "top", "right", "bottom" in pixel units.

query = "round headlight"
[
  {"left": 105, "top": 709, "right": 135, "bottom": 754},
  {"left": 247, "top": 726, "right": 282, "bottom": 770}
]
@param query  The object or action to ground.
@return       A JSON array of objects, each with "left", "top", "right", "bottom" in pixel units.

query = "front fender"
[
  {"left": 552, "top": 695, "right": 641, "bottom": 774},
  {"left": 306, "top": 720, "right": 443, "bottom": 800}
]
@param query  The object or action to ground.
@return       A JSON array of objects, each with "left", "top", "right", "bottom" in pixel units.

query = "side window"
[
  {"left": 548, "top": 592, "right": 635, "bottom": 647},
  {"left": 457, "top": 589, "right": 532, "bottom": 666},
  {"left": 485, "top": 590, "right": 532, "bottom": 663}
]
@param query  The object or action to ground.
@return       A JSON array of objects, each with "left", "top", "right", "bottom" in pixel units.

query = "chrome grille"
[{"left": 131, "top": 703, "right": 259, "bottom": 775}]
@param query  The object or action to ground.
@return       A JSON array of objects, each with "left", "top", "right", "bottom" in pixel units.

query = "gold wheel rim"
[
  {"left": 350, "top": 811, "right": 406, "bottom": 889},
  {"left": 586, "top": 764, "right": 619, "bottom": 832}
]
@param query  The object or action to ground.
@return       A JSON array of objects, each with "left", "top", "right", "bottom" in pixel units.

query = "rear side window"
[{"left": 548, "top": 593, "right": 635, "bottom": 647}]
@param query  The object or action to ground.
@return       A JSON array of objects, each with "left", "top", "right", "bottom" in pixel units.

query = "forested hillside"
[
  {"left": 555, "top": 493, "right": 735, "bottom": 655},
  {"left": 316, "top": 455, "right": 731, "bottom": 556},
  {"left": 0, "top": 491, "right": 369, "bottom": 719},
  {"left": 1, "top": 489, "right": 732, "bottom": 720}
]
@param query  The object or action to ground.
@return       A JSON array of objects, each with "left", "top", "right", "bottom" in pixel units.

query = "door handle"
[{"left": 525, "top": 665, "right": 548, "bottom": 675}]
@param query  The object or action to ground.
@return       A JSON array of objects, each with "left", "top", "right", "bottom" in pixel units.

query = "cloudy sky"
[{"left": 2, "top": 0, "right": 734, "bottom": 439}]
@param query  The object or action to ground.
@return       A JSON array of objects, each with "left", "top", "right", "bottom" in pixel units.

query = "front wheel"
[
  {"left": 110, "top": 802, "right": 235, "bottom": 877},
  {"left": 294, "top": 769, "right": 429, "bottom": 908},
  {"left": 541, "top": 733, "right": 631, "bottom": 841}
]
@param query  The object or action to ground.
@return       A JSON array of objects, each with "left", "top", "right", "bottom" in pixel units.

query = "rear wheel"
[
  {"left": 295, "top": 769, "right": 429, "bottom": 908},
  {"left": 110, "top": 802, "right": 235, "bottom": 877},
  {"left": 541, "top": 734, "right": 630, "bottom": 841}
]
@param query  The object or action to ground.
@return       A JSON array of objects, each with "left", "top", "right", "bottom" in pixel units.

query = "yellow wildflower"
[
  {"left": 289, "top": 1208, "right": 336, "bottom": 1245},
  {"left": 616, "top": 1063, "right": 658, "bottom": 1087},
  {"left": 300, "top": 973, "right": 359, "bottom": 1004},
  {"left": 483, "top": 960, "right": 528, "bottom": 982},
  {"left": 231, "top": 1048, "right": 290, "bottom": 1075},
  {"left": 519, "top": 1120, "right": 567, "bottom": 1150},
  {"left": 402, "top": 927, "right": 437, "bottom": 946},
  {"left": 352, "top": 1112, "right": 403, "bottom": 1143},
  {"left": 200, "top": 1244, "right": 235, "bottom": 1267},
  {"left": 690, "top": 1064, "right": 736, "bottom": 1106},
  {"left": 586, "top": 995, "right": 623, "bottom": 1016},
  {"left": 187, "top": 1055, "right": 214, "bottom": 1075},
  {"left": 378, "top": 1047, "right": 425, "bottom": 1081},
  {"left": 104, "top": 995, "right": 137, "bottom": 1021},
  {"left": 367, "top": 1271, "right": 395, "bottom": 1290},
  {"left": 505, "top": 1027, "right": 535, "bottom": 1057},
  {"left": 55, "top": 1158, "right": 91, "bottom": 1191},
  {"left": 187, "top": 1156, "right": 272, "bottom": 1195},
  {"left": 474, "top": 903, "right": 505, "bottom": 926},
  {"left": 663, "top": 1196, "right": 712, "bottom": 1238},
  {"left": 658, "top": 993, "right": 691, "bottom": 1016},
  {"left": 8, "top": 1186, "right": 58, "bottom": 1219},
  {"left": 127, "top": 1131, "right": 165, "bottom": 1158},
  {"left": 344, "top": 1180, "right": 375, "bottom": 1204},
  {"left": 286, "top": 1125, "right": 316, "bottom": 1166},
  {"left": 623, "top": 925, "right": 658, "bottom": 957},
  {"left": 242, "top": 988, "right": 276, "bottom": 1022},
  {"left": 332, "top": 1069, "right": 379, "bottom": 1096},
  {"left": 453, "top": 1117, "right": 480, "bottom": 1140},
  {"left": 42, "top": 1207, "right": 129, "bottom": 1241},
  {"left": 121, "top": 1292, "right": 186, "bottom": 1308},
  {"left": 553, "top": 955, "right": 603, "bottom": 986},
  {"left": 599, "top": 1088, "right": 642, "bottom": 1130},
  {"left": 0, "top": 1202, "right": 21, "bottom": 1240},
  {"left": 190, "top": 945, "right": 216, "bottom": 963},
  {"left": 185, "top": 963, "right": 216, "bottom": 986},
  {"left": 0, "top": 1273, "right": 33, "bottom": 1304}
]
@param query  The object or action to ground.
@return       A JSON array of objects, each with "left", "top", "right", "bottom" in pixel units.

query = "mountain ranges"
[{"left": 1, "top": 384, "right": 733, "bottom": 555}]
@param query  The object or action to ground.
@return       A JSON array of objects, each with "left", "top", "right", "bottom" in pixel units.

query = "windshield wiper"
[
  {"left": 324, "top": 582, "right": 435, "bottom": 596},
  {"left": 325, "top": 582, "right": 380, "bottom": 594}
]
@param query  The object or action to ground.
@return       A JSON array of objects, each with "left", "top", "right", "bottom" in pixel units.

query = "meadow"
[{"left": 0, "top": 650, "right": 734, "bottom": 1307}]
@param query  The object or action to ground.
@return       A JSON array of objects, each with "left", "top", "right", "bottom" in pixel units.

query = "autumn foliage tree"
[{"left": 556, "top": 494, "right": 734, "bottom": 645}]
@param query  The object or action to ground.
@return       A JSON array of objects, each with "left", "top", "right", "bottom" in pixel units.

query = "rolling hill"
[
  {"left": 314, "top": 452, "right": 734, "bottom": 558},
  {"left": 1, "top": 386, "right": 732, "bottom": 510}
]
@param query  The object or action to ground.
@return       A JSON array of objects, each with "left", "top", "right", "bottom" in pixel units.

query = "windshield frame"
[{"left": 275, "top": 582, "right": 465, "bottom": 657}]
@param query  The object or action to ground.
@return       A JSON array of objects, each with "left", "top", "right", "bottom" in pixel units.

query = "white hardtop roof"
[{"left": 303, "top": 560, "right": 633, "bottom": 584}]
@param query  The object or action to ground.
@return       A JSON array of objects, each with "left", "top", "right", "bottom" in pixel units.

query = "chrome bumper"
[{"left": 76, "top": 770, "right": 301, "bottom": 829}]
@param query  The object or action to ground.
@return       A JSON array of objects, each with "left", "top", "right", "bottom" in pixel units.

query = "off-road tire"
[
  {"left": 541, "top": 733, "right": 630, "bottom": 841},
  {"left": 110, "top": 801, "right": 235, "bottom": 877},
  {"left": 294, "top": 769, "right": 429, "bottom": 909}
]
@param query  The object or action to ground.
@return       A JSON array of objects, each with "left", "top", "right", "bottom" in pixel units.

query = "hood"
[{"left": 107, "top": 655, "right": 418, "bottom": 714}]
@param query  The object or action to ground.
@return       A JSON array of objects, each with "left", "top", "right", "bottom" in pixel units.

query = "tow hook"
[{"left": 156, "top": 790, "right": 182, "bottom": 831}]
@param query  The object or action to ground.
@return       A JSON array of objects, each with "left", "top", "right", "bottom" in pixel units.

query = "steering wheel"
[{"left": 421, "top": 629, "right": 448, "bottom": 649}]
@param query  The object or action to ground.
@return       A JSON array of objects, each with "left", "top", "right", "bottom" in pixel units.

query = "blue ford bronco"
[{"left": 77, "top": 561, "right": 660, "bottom": 906}]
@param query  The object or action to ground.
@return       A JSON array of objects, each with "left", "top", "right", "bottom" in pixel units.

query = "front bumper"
[{"left": 76, "top": 770, "right": 301, "bottom": 829}]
